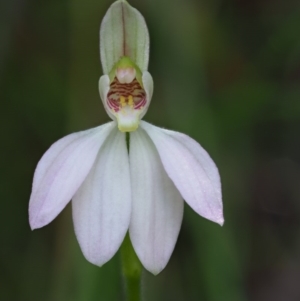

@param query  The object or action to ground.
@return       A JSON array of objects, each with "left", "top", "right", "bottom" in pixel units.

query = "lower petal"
[
  {"left": 141, "top": 121, "right": 223, "bottom": 225},
  {"left": 29, "top": 122, "right": 116, "bottom": 230},
  {"left": 72, "top": 128, "right": 131, "bottom": 266},
  {"left": 129, "top": 128, "right": 184, "bottom": 275}
]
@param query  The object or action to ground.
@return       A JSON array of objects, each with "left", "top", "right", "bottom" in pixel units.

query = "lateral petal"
[
  {"left": 129, "top": 128, "right": 184, "bottom": 275},
  {"left": 140, "top": 71, "right": 154, "bottom": 119},
  {"left": 141, "top": 121, "right": 224, "bottom": 225},
  {"left": 72, "top": 128, "right": 131, "bottom": 266},
  {"left": 29, "top": 122, "right": 116, "bottom": 230},
  {"left": 98, "top": 74, "right": 115, "bottom": 120}
]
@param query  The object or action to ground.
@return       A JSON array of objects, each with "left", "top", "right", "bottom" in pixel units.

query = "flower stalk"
[{"left": 121, "top": 234, "right": 142, "bottom": 301}]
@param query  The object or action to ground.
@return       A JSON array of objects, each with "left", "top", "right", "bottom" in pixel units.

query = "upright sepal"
[{"left": 100, "top": 0, "right": 150, "bottom": 75}]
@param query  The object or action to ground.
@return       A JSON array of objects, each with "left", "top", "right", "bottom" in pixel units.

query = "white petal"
[
  {"left": 140, "top": 71, "right": 154, "bottom": 119},
  {"left": 72, "top": 128, "right": 131, "bottom": 266},
  {"left": 98, "top": 75, "right": 115, "bottom": 120},
  {"left": 141, "top": 121, "right": 224, "bottom": 225},
  {"left": 100, "top": 0, "right": 149, "bottom": 74},
  {"left": 129, "top": 128, "right": 184, "bottom": 275},
  {"left": 29, "top": 122, "right": 116, "bottom": 230}
]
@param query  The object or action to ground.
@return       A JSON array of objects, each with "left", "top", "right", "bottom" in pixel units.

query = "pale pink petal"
[
  {"left": 129, "top": 128, "right": 184, "bottom": 275},
  {"left": 29, "top": 122, "right": 116, "bottom": 230},
  {"left": 141, "top": 121, "right": 224, "bottom": 225},
  {"left": 72, "top": 129, "right": 131, "bottom": 266},
  {"left": 98, "top": 75, "right": 114, "bottom": 120},
  {"left": 140, "top": 71, "right": 154, "bottom": 119}
]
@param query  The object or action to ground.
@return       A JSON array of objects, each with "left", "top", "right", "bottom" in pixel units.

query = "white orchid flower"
[{"left": 29, "top": 0, "right": 224, "bottom": 275}]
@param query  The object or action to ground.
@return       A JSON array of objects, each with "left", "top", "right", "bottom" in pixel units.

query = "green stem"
[{"left": 121, "top": 234, "right": 142, "bottom": 301}]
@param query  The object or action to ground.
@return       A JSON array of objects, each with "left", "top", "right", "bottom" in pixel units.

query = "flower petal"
[
  {"left": 100, "top": 0, "right": 149, "bottom": 74},
  {"left": 141, "top": 121, "right": 224, "bottom": 225},
  {"left": 29, "top": 122, "right": 116, "bottom": 230},
  {"left": 99, "top": 75, "right": 114, "bottom": 120},
  {"left": 140, "top": 71, "right": 154, "bottom": 119},
  {"left": 129, "top": 128, "right": 184, "bottom": 275},
  {"left": 72, "top": 128, "right": 131, "bottom": 266}
]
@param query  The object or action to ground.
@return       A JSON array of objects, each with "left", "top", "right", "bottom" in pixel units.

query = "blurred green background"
[{"left": 1, "top": 0, "right": 300, "bottom": 300}]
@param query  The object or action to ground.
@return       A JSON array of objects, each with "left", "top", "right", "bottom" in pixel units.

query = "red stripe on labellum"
[
  {"left": 134, "top": 98, "right": 146, "bottom": 109},
  {"left": 107, "top": 77, "right": 147, "bottom": 112}
]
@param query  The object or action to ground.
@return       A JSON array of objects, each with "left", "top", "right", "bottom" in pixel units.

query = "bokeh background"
[{"left": 1, "top": 0, "right": 300, "bottom": 300}]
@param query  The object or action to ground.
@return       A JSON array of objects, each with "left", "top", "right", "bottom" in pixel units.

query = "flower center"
[
  {"left": 107, "top": 77, "right": 146, "bottom": 112},
  {"left": 105, "top": 58, "right": 148, "bottom": 132}
]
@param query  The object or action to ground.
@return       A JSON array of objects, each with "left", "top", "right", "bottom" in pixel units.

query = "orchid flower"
[{"left": 29, "top": 0, "right": 224, "bottom": 275}]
